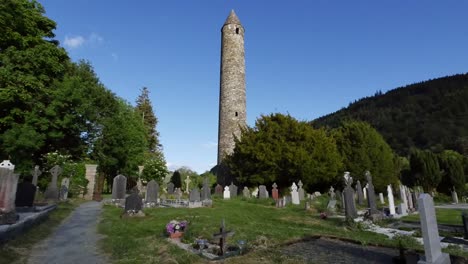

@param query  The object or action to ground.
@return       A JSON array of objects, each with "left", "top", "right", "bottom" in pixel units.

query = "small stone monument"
[
  {"left": 363, "top": 185, "right": 367, "bottom": 200},
  {"left": 59, "top": 177, "right": 70, "bottom": 200},
  {"left": 259, "top": 185, "right": 268, "bottom": 199},
  {"left": 417, "top": 193, "right": 451, "bottom": 264},
  {"left": 399, "top": 184, "right": 408, "bottom": 214},
  {"left": 184, "top": 176, "right": 191, "bottom": 194},
  {"left": 291, "top": 182, "right": 300, "bottom": 205},
  {"left": 451, "top": 187, "right": 459, "bottom": 204},
  {"left": 327, "top": 186, "right": 337, "bottom": 212},
  {"left": 229, "top": 182, "right": 238, "bottom": 197},
  {"left": 242, "top": 187, "right": 250, "bottom": 198},
  {"left": 215, "top": 184, "right": 223, "bottom": 196},
  {"left": 272, "top": 183, "right": 279, "bottom": 200},
  {"left": 0, "top": 163, "right": 19, "bottom": 224},
  {"left": 406, "top": 187, "right": 414, "bottom": 211},
  {"left": 298, "top": 180, "right": 305, "bottom": 201},
  {"left": 356, "top": 180, "right": 364, "bottom": 205},
  {"left": 44, "top": 165, "right": 62, "bottom": 201},
  {"left": 189, "top": 188, "right": 201, "bottom": 202},
  {"left": 31, "top": 165, "right": 42, "bottom": 186},
  {"left": 223, "top": 186, "right": 230, "bottom": 199},
  {"left": 123, "top": 187, "right": 144, "bottom": 217},
  {"left": 365, "top": 171, "right": 379, "bottom": 215},
  {"left": 145, "top": 180, "right": 159, "bottom": 204},
  {"left": 201, "top": 177, "right": 211, "bottom": 201},
  {"left": 167, "top": 182, "right": 175, "bottom": 194},
  {"left": 387, "top": 185, "right": 396, "bottom": 216},
  {"left": 379, "top": 193, "right": 384, "bottom": 204},
  {"left": 15, "top": 177, "right": 36, "bottom": 207},
  {"left": 343, "top": 172, "right": 358, "bottom": 219},
  {"left": 112, "top": 174, "right": 127, "bottom": 201}
]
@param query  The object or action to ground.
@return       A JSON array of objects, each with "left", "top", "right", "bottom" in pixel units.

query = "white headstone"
[
  {"left": 379, "top": 193, "right": 384, "bottom": 204},
  {"left": 387, "top": 185, "right": 396, "bottom": 216},
  {"left": 417, "top": 194, "right": 451, "bottom": 264},
  {"left": 0, "top": 160, "right": 14, "bottom": 171},
  {"left": 363, "top": 187, "right": 367, "bottom": 200},
  {"left": 291, "top": 182, "right": 300, "bottom": 205},
  {"left": 223, "top": 186, "right": 230, "bottom": 200},
  {"left": 452, "top": 187, "right": 459, "bottom": 204},
  {"left": 399, "top": 185, "right": 408, "bottom": 213}
]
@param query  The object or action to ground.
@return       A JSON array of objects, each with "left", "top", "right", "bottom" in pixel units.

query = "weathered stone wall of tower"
[{"left": 217, "top": 16, "right": 246, "bottom": 169}]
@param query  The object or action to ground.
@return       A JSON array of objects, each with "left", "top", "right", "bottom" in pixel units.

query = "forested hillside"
[{"left": 313, "top": 74, "right": 468, "bottom": 155}]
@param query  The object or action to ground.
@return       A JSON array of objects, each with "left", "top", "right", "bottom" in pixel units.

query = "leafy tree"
[
  {"left": 141, "top": 151, "right": 168, "bottom": 183},
  {"left": 224, "top": 113, "right": 342, "bottom": 192},
  {"left": 171, "top": 171, "right": 182, "bottom": 188},
  {"left": 332, "top": 121, "right": 397, "bottom": 191},
  {"left": 437, "top": 150, "right": 465, "bottom": 193},
  {"left": 135, "top": 87, "right": 160, "bottom": 152},
  {"left": 199, "top": 171, "right": 217, "bottom": 188},
  {"left": 409, "top": 149, "right": 441, "bottom": 192}
]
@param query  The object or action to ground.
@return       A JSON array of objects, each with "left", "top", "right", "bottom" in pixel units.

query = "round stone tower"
[{"left": 217, "top": 10, "right": 246, "bottom": 169}]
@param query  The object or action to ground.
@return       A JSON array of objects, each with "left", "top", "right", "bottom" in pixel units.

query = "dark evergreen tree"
[
  {"left": 409, "top": 149, "right": 441, "bottom": 192},
  {"left": 171, "top": 171, "right": 182, "bottom": 188},
  {"left": 135, "top": 87, "right": 160, "bottom": 153},
  {"left": 437, "top": 150, "right": 465, "bottom": 193}
]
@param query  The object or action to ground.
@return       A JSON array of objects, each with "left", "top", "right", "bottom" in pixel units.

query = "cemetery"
[{"left": 2, "top": 1, "right": 468, "bottom": 264}]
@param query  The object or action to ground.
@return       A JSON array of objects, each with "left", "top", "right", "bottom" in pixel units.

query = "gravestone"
[
  {"left": 0, "top": 164, "right": 19, "bottom": 224},
  {"left": 201, "top": 178, "right": 211, "bottom": 200},
  {"left": 399, "top": 185, "right": 408, "bottom": 214},
  {"left": 398, "top": 203, "right": 408, "bottom": 216},
  {"left": 145, "top": 180, "right": 159, "bottom": 204},
  {"left": 379, "top": 193, "right": 384, "bottom": 204},
  {"left": 406, "top": 187, "right": 414, "bottom": 211},
  {"left": 44, "top": 165, "right": 62, "bottom": 201},
  {"left": 272, "top": 183, "right": 279, "bottom": 200},
  {"left": 175, "top": 188, "right": 183, "bottom": 199},
  {"left": 417, "top": 194, "right": 450, "bottom": 264},
  {"left": 189, "top": 188, "right": 201, "bottom": 202},
  {"left": 242, "top": 187, "right": 250, "bottom": 198},
  {"left": 343, "top": 172, "right": 358, "bottom": 219},
  {"left": 328, "top": 186, "right": 336, "bottom": 200},
  {"left": 291, "top": 182, "right": 300, "bottom": 205},
  {"left": 167, "top": 182, "right": 175, "bottom": 194},
  {"left": 229, "top": 182, "right": 238, "bottom": 197},
  {"left": 387, "top": 185, "right": 396, "bottom": 216},
  {"left": 31, "top": 165, "right": 42, "bottom": 186},
  {"left": 259, "top": 185, "right": 268, "bottom": 199},
  {"left": 15, "top": 178, "right": 36, "bottom": 207},
  {"left": 452, "top": 187, "right": 459, "bottom": 204},
  {"left": 60, "top": 177, "right": 70, "bottom": 200},
  {"left": 365, "top": 171, "right": 379, "bottom": 215},
  {"left": 112, "top": 174, "right": 127, "bottom": 200},
  {"left": 298, "top": 180, "right": 305, "bottom": 201},
  {"left": 363, "top": 186, "right": 367, "bottom": 200},
  {"left": 184, "top": 176, "right": 191, "bottom": 194},
  {"left": 251, "top": 187, "right": 259, "bottom": 198},
  {"left": 123, "top": 188, "right": 144, "bottom": 217},
  {"left": 327, "top": 187, "right": 337, "bottom": 212},
  {"left": 215, "top": 184, "right": 223, "bottom": 196},
  {"left": 356, "top": 180, "right": 364, "bottom": 205},
  {"left": 223, "top": 186, "right": 230, "bottom": 199},
  {"left": 412, "top": 192, "right": 419, "bottom": 210},
  {"left": 212, "top": 219, "right": 235, "bottom": 256}
]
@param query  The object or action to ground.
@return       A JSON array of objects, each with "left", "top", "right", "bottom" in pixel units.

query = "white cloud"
[{"left": 64, "top": 35, "right": 85, "bottom": 49}]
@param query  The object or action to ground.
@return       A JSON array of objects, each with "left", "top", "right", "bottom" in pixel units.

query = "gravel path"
[{"left": 28, "top": 201, "right": 109, "bottom": 264}]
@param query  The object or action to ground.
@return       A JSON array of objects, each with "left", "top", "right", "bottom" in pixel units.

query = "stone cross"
[
  {"left": 365, "top": 171, "right": 379, "bottom": 215},
  {"left": 356, "top": 180, "right": 364, "bottom": 205},
  {"left": 212, "top": 219, "right": 235, "bottom": 256},
  {"left": 145, "top": 180, "right": 159, "bottom": 204},
  {"left": 112, "top": 174, "right": 127, "bottom": 200},
  {"left": 242, "top": 187, "right": 250, "bottom": 198},
  {"left": 223, "top": 186, "right": 230, "bottom": 199},
  {"left": 291, "top": 182, "right": 300, "bottom": 205},
  {"left": 343, "top": 172, "right": 358, "bottom": 219},
  {"left": 44, "top": 165, "right": 62, "bottom": 201},
  {"left": 417, "top": 194, "right": 450, "bottom": 264},
  {"left": 387, "top": 185, "right": 396, "bottom": 216},
  {"left": 298, "top": 180, "right": 305, "bottom": 201},
  {"left": 0, "top": 166, "right": 19, "bottom": 224},
  {"left": 272, "top": 183, "right": 279, "bottom": 200},
  {"left": 31, "top": 165, "right": 42, "bottom": 186},
  {"left": 184, "top": 176, "right": 191, "bottom": 194},
  {"left": 328, "top": 186, "right": 335, "bottom": 200}
]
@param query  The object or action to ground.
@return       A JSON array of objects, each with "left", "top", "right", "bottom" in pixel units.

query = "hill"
[{"left": 312, "top": 74, "right": 468, "bottom": 155}]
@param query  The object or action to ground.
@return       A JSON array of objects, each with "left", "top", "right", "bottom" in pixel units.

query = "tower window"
[
  {"left": 235, "top": 112, "right": 238, "bottom": 117},
  {"left": 236, "top": 28, "right": 239, "bottom": 34}
]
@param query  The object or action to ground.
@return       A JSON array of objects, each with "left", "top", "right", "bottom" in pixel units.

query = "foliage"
[
  {"left": 437, "top": 150, "right": 465, "bottom": 193},
  {"left": 224, "top": 113, "right": 343, "bottom": 192},
  {"left": 171, "top": 171, "right": 182, "bottom": 188},
  {"left": 141, "top": 152, "right": 168, "bottom": 183},
  {"left": 135, "top": 87, "right": 160, "bottom": 153},
  {"left": 313, "top": 74, "right": 468, "bottom": 157},
  {"left": 409, "top": 149, "right": 442, "bottom": 192},
  {"left": 198, "top": 171, "right": 217, "bottom": 188},
  {"left": 332, "top": 121, "right": 398, "bottom": 191}
]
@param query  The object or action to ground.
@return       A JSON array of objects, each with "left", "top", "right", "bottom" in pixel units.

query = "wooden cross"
[{"left": 212, "top": 219, "right": 235, "bottom": 256}]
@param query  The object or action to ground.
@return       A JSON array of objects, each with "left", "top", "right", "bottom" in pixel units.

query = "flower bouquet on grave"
[
  {"left": 319, "top": 212, "right": 328, "bottom": 219},
  {"left": 166, "top": 220, "right": 188, "bottom": 239}
]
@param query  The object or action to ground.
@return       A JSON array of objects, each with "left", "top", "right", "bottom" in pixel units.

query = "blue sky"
[{"left": 40, "top": 1, "right": 468, "bottom": 173}]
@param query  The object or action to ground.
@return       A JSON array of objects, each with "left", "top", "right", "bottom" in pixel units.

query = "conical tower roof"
[{"left": 224, "top": 10, "right": 242, "bottom": 26}]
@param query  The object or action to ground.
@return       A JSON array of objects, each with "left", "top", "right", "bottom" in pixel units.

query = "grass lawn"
[
  {"left": 0, "top": 199, "right": 83, "bottom": 264},
  {"left": 401, "top": 208, "right": 464, "bottom": 226},
  {"left": 99, "top": 197, "right": 436, "bottom": 263}
]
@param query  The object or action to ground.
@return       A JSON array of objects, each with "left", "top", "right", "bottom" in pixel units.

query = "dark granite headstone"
[
  {"left": 343, "top": 172, "right": 358, "bottom": 219},
  {"left": 259, "top": 185, "right": 268, "bottom": 199},
  {"left": 201, "top": 177, "right": 211, "bottom": 200},
  {"left": 145, "top": 180, "right": 159, "bottom": 203},
  {"left": 167, "top": 182, "right": 175, "bottom": 194},
  {"left": 189, "top": 188, "right": 201, "bottom": 202},
  {"left": 124, "top": 189, "right": 143, "bottom": 213},
  {"left": 356, "top": 180, "right": 364, "bottom": 205},
  {"left": 229, "top": 182, "right": 238, "bottom": 197},
  {"left": 16, "top": 181, "right": 36, "bottom": 207}
]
